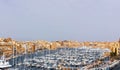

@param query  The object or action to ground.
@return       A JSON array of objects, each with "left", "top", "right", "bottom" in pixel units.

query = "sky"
[{"left": 0, "top": 0, "right": 120, "bottom": 41}]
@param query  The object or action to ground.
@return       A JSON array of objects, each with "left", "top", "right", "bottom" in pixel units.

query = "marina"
[{"left": 0, "top": 46, "right": 113, "bottom": 70}]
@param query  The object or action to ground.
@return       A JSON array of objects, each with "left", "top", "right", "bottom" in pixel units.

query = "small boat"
[
  {"left": 0, "top": 54, "right": 12, "bottom": 69},
  {"left": 36, "top": 64, "right": 41, "bottom": 68}
]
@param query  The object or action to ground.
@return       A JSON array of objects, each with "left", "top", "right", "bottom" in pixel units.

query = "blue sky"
[{"left": 0, "top": 0, "right": 120, "bottom": 41}]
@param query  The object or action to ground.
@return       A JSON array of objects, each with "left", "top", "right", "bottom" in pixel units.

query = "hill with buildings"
[{"left": 0, "top": 38, "right": 120, "bottom": 57}]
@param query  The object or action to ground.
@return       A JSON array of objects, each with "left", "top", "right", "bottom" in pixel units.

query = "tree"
[
  {"left": 0, "top": 49, "right": 3, "bottom": 56},
  {"left": 110, "top": 52, "right": 116, "bottom": 57}
]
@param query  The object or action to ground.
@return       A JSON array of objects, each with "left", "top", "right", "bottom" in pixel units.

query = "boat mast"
[
  {"left": 13, "top": 45, "right": 14, "bottom": 67},
  {"left": 24, "top": 44, "right": 27, "bottom": 60},
  {"left": 2, "top": 52, "right": 5, "bottom": 61}
]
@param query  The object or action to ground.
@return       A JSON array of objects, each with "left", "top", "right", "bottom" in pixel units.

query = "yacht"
[{"left": 0, "top": 54, "right": 12, "bottom": 69}]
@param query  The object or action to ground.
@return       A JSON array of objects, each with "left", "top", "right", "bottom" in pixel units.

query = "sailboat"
[
  {"left": 0, "top": 53, "right": 12, "bottom": 69},
  {"left": 9, "top": 46, "right": 19, "bottom": 70}
]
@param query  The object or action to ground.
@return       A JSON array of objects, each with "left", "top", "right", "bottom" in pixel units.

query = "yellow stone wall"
[{"left": 0, "top": 38, "right": 120, "bottom": 57}]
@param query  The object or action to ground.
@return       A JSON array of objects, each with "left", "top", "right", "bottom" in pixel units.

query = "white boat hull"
[{"left": 0, "top": 65, "right": 12, "bottom": 69}]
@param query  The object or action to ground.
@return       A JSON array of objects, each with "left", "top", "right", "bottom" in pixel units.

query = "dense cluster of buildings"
[{"left": 0, "top": 38, "right": 120, "bottom": 57}]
